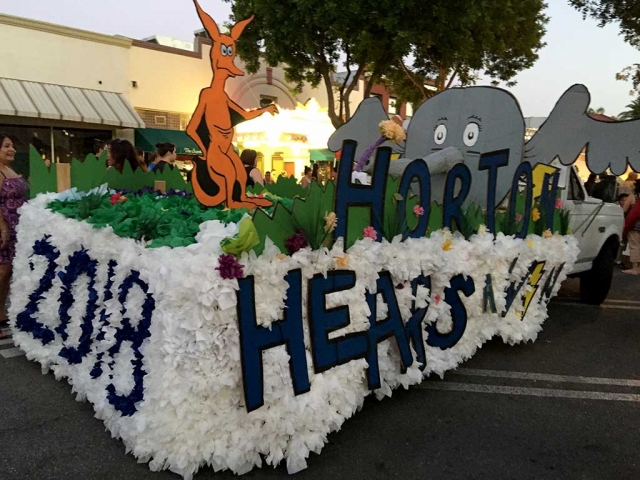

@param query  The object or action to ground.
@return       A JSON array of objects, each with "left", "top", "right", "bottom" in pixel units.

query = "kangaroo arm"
[{"left": 228, "top": 99, "right": 269, "bottom": 121}]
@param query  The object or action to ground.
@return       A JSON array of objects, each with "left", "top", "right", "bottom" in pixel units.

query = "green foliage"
[
  {"left": 48, "top": 193, "right": 247, "bottom": 249},
  {"left": 428, "top": 203, "right": 444, "bottom": 234},
  {"left": 249, "top": 175, "right": 308, "bottom": 200},
  {"left": 230, "top": 0, "right": 548, "bottom": 123},
  {"left": 386, "top": 0, "right": 548, "bottom": 104},
  {"left": 229, "top": 0, "right": 408, "bottom": 127},
  {"left": 251, "top": 203, "right": 297, "bottom": 255},
  {"left": 570, "top": 1, "right": 640, "bottom": 95},
  {"left": 459, "top": 204, "right": 484, "bottom": 238},
  {"left": 290, "top": 181, "right": 336, "bottom": 249},
  {"left": 29, "top": 146, "right": 57, "bottom": 198},
  {"left": 569, "top": 0, "right": 640, "bottom": 47},
  {"left": 77, "top": 192, "right": 109, "bottom": 220},
  {"left": 618, "top": 97, "right": 640, "bottom": 120},
  {"left": 380, "top": 178, "right": 420, "bottom": 242}
]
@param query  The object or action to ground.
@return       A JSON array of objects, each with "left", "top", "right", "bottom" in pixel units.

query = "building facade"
[{"left": 0, "top": 13, "right": 412, "bottom": 180}]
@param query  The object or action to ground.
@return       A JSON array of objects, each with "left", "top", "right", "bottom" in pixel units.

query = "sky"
[{"left": 1, "top": 0, "right": 639, "bottom": 118}]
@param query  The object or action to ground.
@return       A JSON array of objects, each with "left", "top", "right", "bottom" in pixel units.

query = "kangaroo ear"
[
  {"left": 230, "top": 15, "right": 254, "bottom": 40},
  {"left": 193, "top": 0, "right": 221, "bottom": 40}
]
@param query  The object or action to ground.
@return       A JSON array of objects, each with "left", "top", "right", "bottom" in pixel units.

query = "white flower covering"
[{"left": 10, "top": 195, "right": 579, "bottom": 479}]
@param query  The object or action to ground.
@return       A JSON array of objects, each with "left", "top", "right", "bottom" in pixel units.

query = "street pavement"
[{"left": 1, "top": 270, "right": 640, "bottom": 480}]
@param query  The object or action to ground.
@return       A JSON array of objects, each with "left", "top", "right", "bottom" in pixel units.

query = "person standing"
[
  {"left": 0, "top": 134, "right": 29, "bottom": 333},
  {"left": 311, "top": 163, "right": 323, "bottom": 183},
  {"left": 300, "top": 166, "right": 312, "bottom": 189},
  {"left": 622, "top": 181, "right": 640, "bottom": 275},
  {"left": 106, "top": 139, "right": 139, "bottom": 173},
  {"left": 150, "top": 142, "right": 176, "bottom": 173},
  {"left": 264, "top": 171, "right": 274, "bottom": 185},
  {"left": 240, "top": 149, "right": 264, "bottom": 186},
  {"left": 135, "top": 147, "right": 149, "bottom": 173}
]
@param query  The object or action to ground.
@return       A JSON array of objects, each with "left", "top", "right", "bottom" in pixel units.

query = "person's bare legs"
[{"left": 0, "top": 263, "right": 11, "bottom": 322}]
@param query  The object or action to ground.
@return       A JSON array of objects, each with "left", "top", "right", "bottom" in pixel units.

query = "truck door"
[{"left": 565, "top": 166, "right": 602, "bottom": 272}]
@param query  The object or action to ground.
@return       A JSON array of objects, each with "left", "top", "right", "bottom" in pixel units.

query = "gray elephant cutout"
[
  {"left": 525, "top": 84, "right": 640, "bottom": 175},
  {"left": 328, "top": 84, "right": 640, "bottom": 209}
]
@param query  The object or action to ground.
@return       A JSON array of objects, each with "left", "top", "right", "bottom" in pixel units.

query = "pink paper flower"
[
  {"left": 434, "top": 294, "right": 441, "bottom": 305},
  {"left": 555, "top": 198, "right": 563, "bottom": 209},
  {"left": 363, "top": 226, "right": 377, "bottom": 240},
  {"left": 515, "top": 214, "right": 523, "bottom": 223},
  {"left": 413, "top": 205, "right": 425, "bottom": 217}
]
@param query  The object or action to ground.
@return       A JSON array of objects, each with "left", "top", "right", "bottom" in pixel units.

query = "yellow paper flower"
[
  {"left": 542, "top": 229, "right": 553, "bottom": 239},
  {"left": 324, "top": 211, "right": 337, "bottom": 233},
  {"left": 336, "top": 255, "right": 349, "bottom": 268},
  {"left": 526, "top": 240, "right": 535, "bottom": 248},
  {"left": 379, "top": 120, "right": 406, "bottom": 143},
  {"left": 275, "top": 254, "right": 287, "bottom": 261},
  {"left": 532, "top": 208, "right": 541, "bottom": 222},
  {"left": 442, "top": 239, "right": 453, "bottom": 251}
]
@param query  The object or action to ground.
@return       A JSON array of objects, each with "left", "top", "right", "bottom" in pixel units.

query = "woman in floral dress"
[{"left": 0, "top": 134, "right": 29, "bottom": 336}]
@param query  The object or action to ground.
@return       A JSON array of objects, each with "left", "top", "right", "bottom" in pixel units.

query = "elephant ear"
[
  {"left": 525, "top": 84, "right": 640, "bottom": 175},
  {"left": 328, "top": 98, "right": 405, "bottom": 173}
]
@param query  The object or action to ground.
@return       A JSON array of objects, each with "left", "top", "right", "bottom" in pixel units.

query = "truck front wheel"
[{"left": 579, "top": 241, "right": 617, "bottom": 305}]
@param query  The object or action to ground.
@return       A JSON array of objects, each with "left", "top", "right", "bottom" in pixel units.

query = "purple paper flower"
[
  {"left": 216, "top": 254, "right": 244, "bottom": 280},
  {"left": 285, "top": 230, "right": 308, "bottom": 255}
]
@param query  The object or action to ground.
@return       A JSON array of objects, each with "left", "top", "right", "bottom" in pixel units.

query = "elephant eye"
[
  {"left": 463, "top": 122, "right": 480, "bottom": 147},
  {"left": 434, "top": 124, "right": 447, "bottom": 145}
]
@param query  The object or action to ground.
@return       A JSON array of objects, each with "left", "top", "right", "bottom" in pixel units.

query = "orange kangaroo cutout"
[{"left": 187, "top": 0, "right": 277, "bottom": 209}]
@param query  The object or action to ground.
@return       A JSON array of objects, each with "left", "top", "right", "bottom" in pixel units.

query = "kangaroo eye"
[
  {"left": 226, "top": 45, "right": 233, "bottom": 56},
  {"left": 220, "top": 45, "right": 228, "bottom": 56}
]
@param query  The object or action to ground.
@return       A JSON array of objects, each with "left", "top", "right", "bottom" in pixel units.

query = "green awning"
[
  {"left": 135, "top": 128, "right": 203, "bottom": 156},
  {"left": 309, "top": 148, "right": 335, "bottom": 162}
]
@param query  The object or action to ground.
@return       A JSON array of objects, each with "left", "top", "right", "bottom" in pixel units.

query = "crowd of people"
[{"left": 239, "top": 148, "right": 334, "bottom": 189}]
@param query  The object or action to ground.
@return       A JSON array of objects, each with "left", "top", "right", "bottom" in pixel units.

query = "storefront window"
[
  {"left": 0, "top": 124, "right": 52, "bottom": 179},
  {"left": 53, "top": 128, "right": 111, "bottom": 163}
]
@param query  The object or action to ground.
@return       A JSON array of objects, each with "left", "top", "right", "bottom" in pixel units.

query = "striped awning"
[{"left": 0, "top": 77, "right": 145, "bottom": 128}]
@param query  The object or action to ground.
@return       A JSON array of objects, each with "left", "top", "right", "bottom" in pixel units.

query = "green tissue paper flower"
[{"left": 221, "top": 217, "right": 260, "bottom": 256}]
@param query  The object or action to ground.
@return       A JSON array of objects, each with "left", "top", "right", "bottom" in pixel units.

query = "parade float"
[{"left": 9, "top": 1, "right": 640, "bottom": 479}]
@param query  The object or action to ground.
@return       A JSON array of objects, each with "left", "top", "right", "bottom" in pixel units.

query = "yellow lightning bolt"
[{"left": 520, "top": 262, "right": 546, "bottom": 320}]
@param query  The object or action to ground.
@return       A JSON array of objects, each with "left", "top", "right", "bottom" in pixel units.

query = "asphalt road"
[{"left": 2, "top": 270, "right": 639, "bottom": 480}]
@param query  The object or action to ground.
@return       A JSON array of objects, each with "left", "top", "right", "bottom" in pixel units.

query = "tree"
[
  {"left": 226, "top": 0, "right": 547, "bottom": 127},
  {"left": 387, "top": 0, "right": 548, "bottom": 104},
  {"left": 569, "top": 1, "right": 640, "bottom": 94},
  {"left": 226, "top": 0, "right": 406, "bottom": 128},
  {"left": 587, "top": 107, "right": 606, "bottom": 115},
  {"left": 618, "top": 98, "right": 640, "bottom": 120}
]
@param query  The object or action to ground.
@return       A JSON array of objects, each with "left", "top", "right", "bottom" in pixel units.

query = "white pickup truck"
[{"left": 557, "top": 165, "right": 624, "bottom": 305}]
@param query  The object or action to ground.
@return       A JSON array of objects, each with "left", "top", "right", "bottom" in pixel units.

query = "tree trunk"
[{"left": 319, "top": 66, "right": 344, "bottom": 128}]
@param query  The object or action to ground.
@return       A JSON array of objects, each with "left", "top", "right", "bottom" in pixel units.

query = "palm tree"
[
  {"left": 618, "top": 98, "right": 640, "bottom": 121},
  {"left": 587, "top": 106, "right": 606, "bottom": 115}
]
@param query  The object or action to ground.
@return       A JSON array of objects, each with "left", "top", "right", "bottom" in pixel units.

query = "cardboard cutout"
[
  {"left": 186, "top": 0, "right": 277, "bottom": 209},
  {"left": 525, "top": 84, "right": 640, "bottom": 175},
  {"left": 329, "top": 84, "right": 640, "bottom": 210},
  {"left": 327, "top": 98, "right": 405, "bottom": 165}
]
